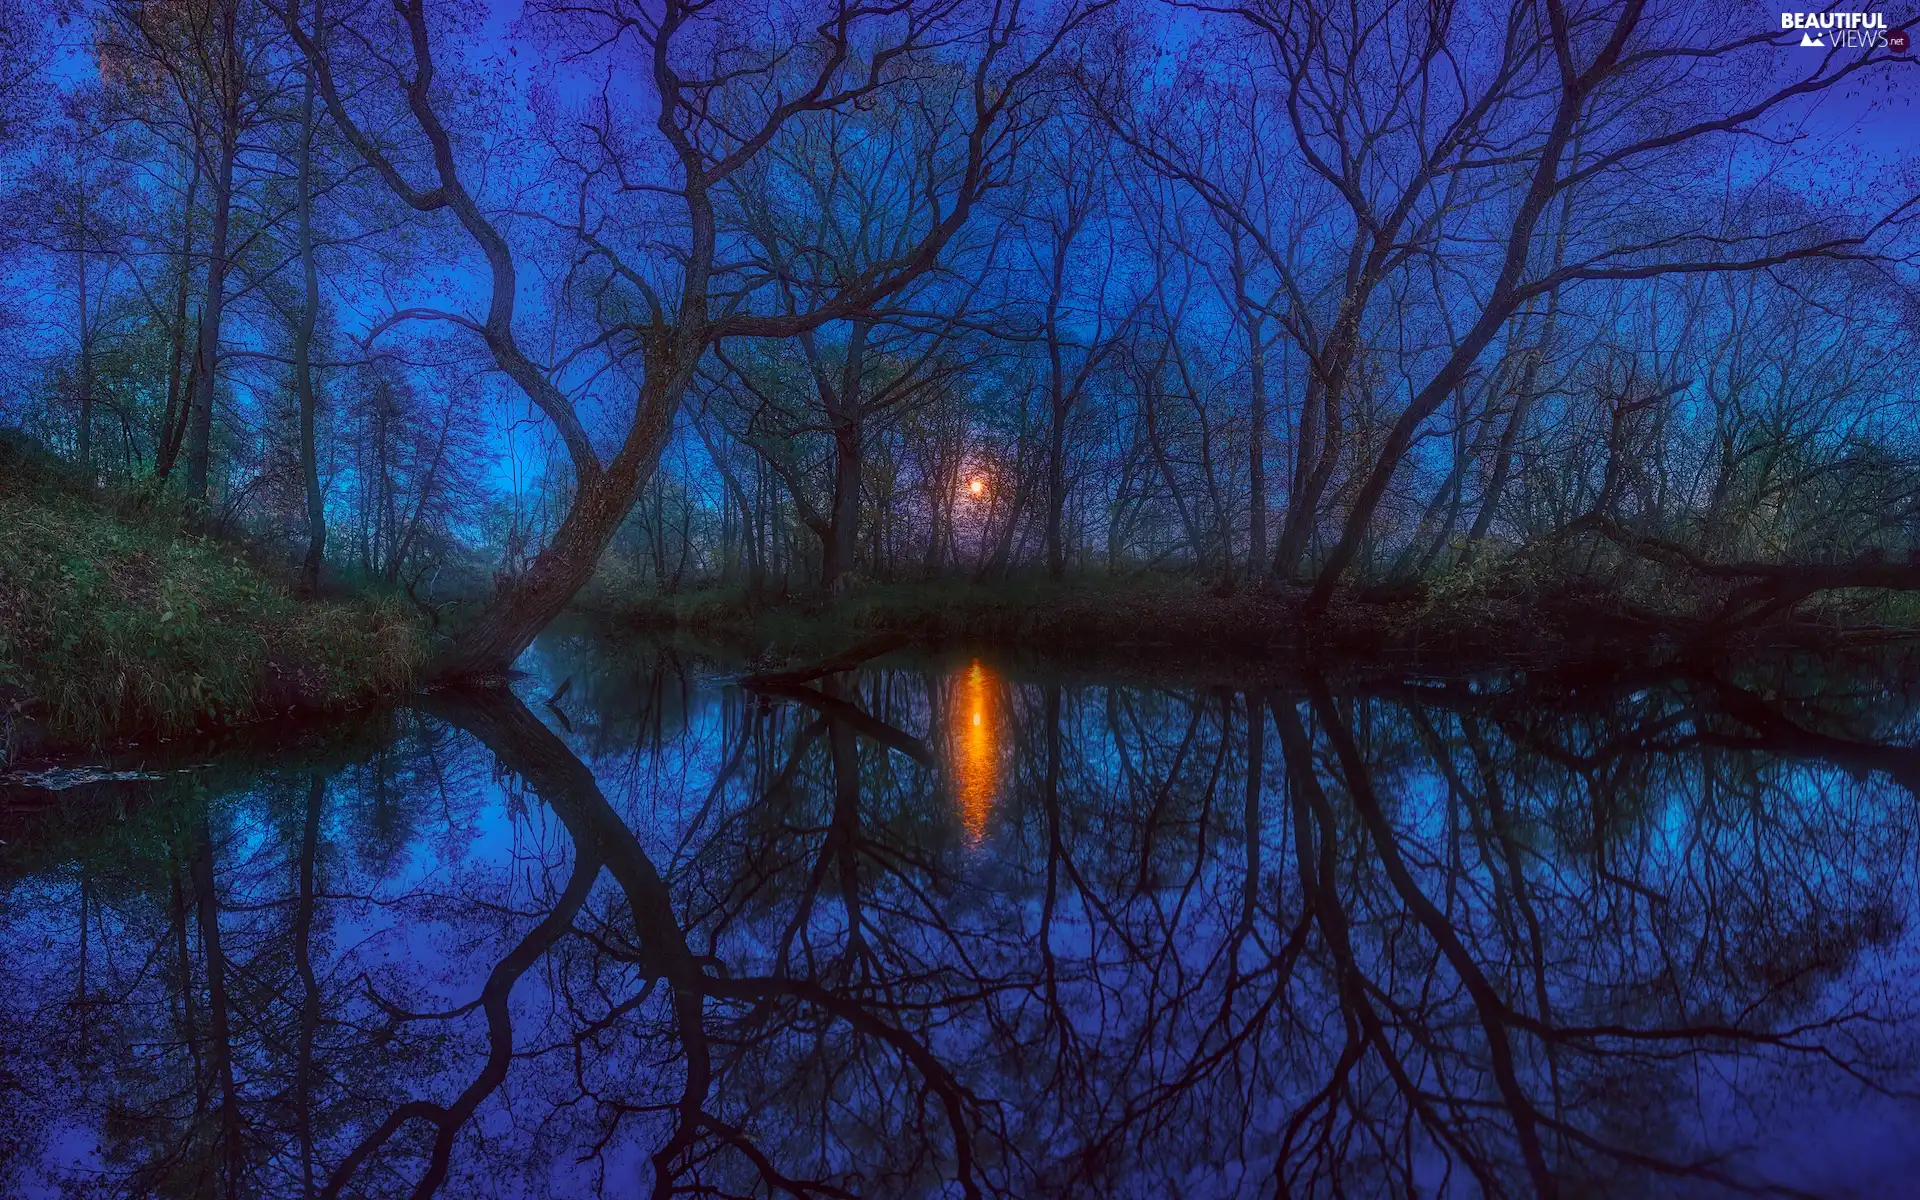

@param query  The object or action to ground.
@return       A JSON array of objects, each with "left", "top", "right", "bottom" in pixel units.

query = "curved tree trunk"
[
  {"left": 154, "top": 153, "right": 199, "bottom": 483},
  {"left": 293, "top": 0, "right": 1044, "bottom": 678},
  {"left": 433, "top": 388, "right": 684, "bottom": 679}
]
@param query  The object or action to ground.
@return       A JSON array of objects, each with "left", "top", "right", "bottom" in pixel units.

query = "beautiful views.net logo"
[{"left": 1780, "top": 11, "right": 1890, "bottom": 47}]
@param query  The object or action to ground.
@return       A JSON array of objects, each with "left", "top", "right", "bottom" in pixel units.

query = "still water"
[{"left": 4, "top": 635, "right": 1919, "bottom": 1197}]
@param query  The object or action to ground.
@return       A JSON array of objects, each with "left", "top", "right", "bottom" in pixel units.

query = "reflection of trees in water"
[{"left": 2, "top": 658, "right": 1918, "bottom": 1197}]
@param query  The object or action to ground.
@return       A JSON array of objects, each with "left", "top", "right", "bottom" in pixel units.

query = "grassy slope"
[{"left": 0, "top": 438, "right": 423, "bottom": 757}]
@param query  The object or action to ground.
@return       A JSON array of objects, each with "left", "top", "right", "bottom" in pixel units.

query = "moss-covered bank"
[{"left": 0, "top": 437, "right": 425, "bottom": 762}]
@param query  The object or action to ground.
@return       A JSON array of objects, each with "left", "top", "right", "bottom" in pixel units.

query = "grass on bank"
[
  {"left": 594, "top": 546, "right": 1920, "bottom": 667},
  {"left": 596, "top": 575, "right": 1456, "bottom": 660},
  {"left": 0, "top": 436, "right": 424, "bottom": 756}
]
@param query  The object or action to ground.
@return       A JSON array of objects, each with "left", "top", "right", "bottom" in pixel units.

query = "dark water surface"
[{"left": 5, "top": 636, "right": 1920, "bottom": 1197}]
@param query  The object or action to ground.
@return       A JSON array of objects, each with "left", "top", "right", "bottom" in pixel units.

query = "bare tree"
[
  {"left": 1083, "top": 0, "right": 1913, "bottom": 608},
  {"left": 290, "top": 0, "right": 1111, "bottom": 673}
]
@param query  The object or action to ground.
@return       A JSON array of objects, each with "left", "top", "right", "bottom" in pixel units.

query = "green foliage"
[{"left": 0, "top": 436, "right": 424, "bottom": 751}]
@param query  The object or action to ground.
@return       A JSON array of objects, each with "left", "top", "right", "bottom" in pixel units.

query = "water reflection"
[
  {"left": 3, "top": 644, "right": 1920, "bottom": 1197},
  {"left": 950, "top": 659, "right": 1001, "bottom": 845}
]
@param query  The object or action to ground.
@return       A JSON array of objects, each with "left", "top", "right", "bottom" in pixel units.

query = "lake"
[{"left": 3, "top": 634, "right": 1918, "bottom": 1197}]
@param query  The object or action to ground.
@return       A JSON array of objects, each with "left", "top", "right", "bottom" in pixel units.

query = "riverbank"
[
  {"left": 0, "top": 437, "right": 425, "bottom": 763},
  {"left": 597, "top": 568, "right": 1920, "bottom": 671}
]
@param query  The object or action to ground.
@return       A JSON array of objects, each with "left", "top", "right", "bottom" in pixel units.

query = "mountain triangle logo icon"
[{"left": 1800, "top": 30, "right": 1825, "bottom": 45}]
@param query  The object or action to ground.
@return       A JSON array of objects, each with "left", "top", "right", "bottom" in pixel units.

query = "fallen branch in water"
[
  {"left": 745, "top": 682, "right": 937, "bottom": 767},
  {"left": 740, "top": 633, "right": 910, "bottom": 688}
]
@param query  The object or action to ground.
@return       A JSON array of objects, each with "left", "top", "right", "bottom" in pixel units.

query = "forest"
[
  {"left": 0, "top": 0, "right": 1917, "bottom": 719},
  {"left": 6, "top": 3, "right": 1920, "bottom": 1194}
]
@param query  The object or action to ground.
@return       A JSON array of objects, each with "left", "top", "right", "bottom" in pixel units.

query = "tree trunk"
[
  {"left": 76, "top": 171, "right": 93, "bottom": 472},
  {"left": 1242, "top": 690, "right": 1264, "bottom": 924},
  {"left": 1043, "top": 273, "right": 1074, "bottom": 581},
  {"left": 155, "top": 150, "right": 199, "bottom": 483},
  {"left": 1272, "top": 366, "right": 1341, "bottom": 580},
  {"left": 293, "top": 773, "right": 323, "bottom": 1199},
  {"left": 824, "top": 418, "right": 862, "bottom": 590},
  {"left": 820, "top": 321, "right": 869, "bottom": 592},
  {"left": 435, "top": 383, "right": 682, "bottom": 677},
  {"left": 186, "top": 60, "right": 239, "bottom": 504},
  {"left": 1046, "top": 387, "right": 1068, "bottom": 581},
  {"left": 191, "top": 816, "right": 245, "bottom": 1195},
  {"left": 1246, "top": 313, "right": 1267, "bottom": 574},
  {"left": 694, "top": 415, "right": 759, "bottom": 591},
  {"left": 295, "top": 38, "right": 326, "bottom": 593},
  {"left": 1305, "top": 67, "right": 1601, "bottom": 613},
  {"left": 1462, "top": 200, "right": 1575, "bottom": 566},
  {"left": 435, "top": 487, "right": 630, "bottom": 676}
]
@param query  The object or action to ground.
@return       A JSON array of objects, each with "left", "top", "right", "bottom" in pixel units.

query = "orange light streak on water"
[{"left": 951, "top": 659, "right": 999, "bottom": 845}]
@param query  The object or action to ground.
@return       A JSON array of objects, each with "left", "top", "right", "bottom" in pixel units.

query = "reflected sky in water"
[{"left": 3, "top": 635, "right": 1920, "bottom": 1197}]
